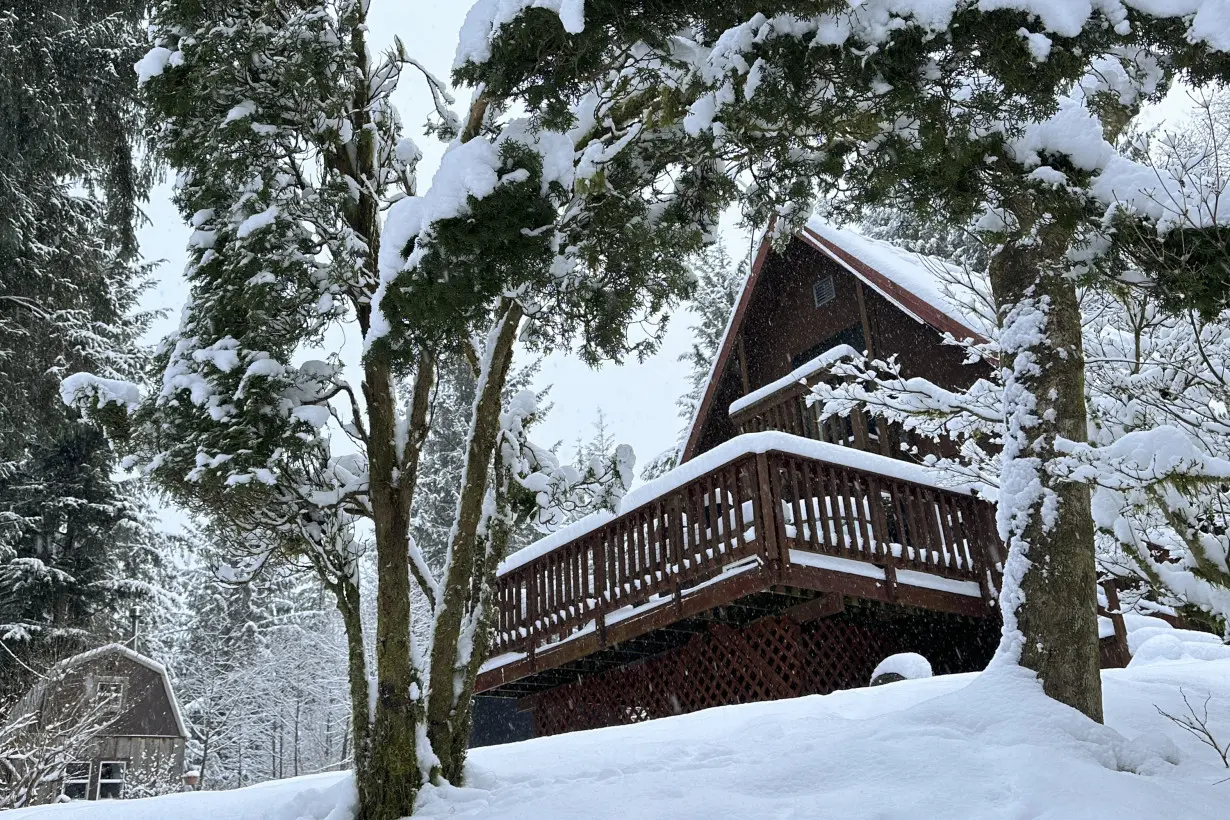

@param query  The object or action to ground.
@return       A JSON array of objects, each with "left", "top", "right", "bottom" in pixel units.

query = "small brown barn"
[{"left": 14, "top": 643, "right": 188, "bottom": 801}]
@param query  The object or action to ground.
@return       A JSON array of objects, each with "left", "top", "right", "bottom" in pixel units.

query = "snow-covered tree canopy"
[
  {"left": 456, "top": 1, "right": 1229, "bottom": 297},
  {"left": 0, "top": 0, "right": 150, "bottom": 460}
]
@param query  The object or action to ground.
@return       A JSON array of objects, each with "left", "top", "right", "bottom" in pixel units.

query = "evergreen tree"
[
  {"left": 68, "top": 1, "right": 716, "bottom": 814},
  {"left": 0, "top": 0, "right": 149, "bottom": 454},
  {"left": 0, "top": 0, "right": 153, "bottom": 703}
]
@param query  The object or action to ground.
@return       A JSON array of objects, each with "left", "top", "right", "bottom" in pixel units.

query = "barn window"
[
  {"left": 97, "top": 761, "right": 126, "bottom": 799},
  {"left": 94, "top": 678, "right": 126, "bottom": 715},
  {"left": 61, "top": 761, "right": 91, "bottom": 800},
  {"left": 812, "top": 275, "right": 836, "bottom": 308}
]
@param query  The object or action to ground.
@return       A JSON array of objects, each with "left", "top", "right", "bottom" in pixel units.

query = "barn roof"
[
  {"left": 678, "top": 217, "right": 992, "bottom": 464},
  {"left": 8, "top": 643, "right": 190, "bottom": 739}
]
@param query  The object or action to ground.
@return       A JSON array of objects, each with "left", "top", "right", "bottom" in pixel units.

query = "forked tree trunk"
[
  {"left": 989, "top": 219, "right": 1103, "bottom": 723},
  {"left": 426, "top": 301, "right": 523, "bottom": 783}
]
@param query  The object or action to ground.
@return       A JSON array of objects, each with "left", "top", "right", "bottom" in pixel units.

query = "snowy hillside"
[{"left": 12, "top": 657, "right": 1230, "bottom": 820}]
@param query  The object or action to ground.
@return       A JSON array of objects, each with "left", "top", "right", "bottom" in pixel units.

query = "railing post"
[
  {"left": 1103, "top": 579, "right": 1131, "bottom": 667},
  {"left": 754, "top": 452, "right": 782, "bottom": 575}
]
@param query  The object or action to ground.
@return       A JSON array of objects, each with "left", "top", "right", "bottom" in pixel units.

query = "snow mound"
[
  {"left": 872, "top": 652, "right": 933, "bottom": 681},
  {"left": 1129, "top": 630, "right": 1230, "bottom": 667},
  {"left": 14, "top": 659, "right": 1230, "bottom": 820}
]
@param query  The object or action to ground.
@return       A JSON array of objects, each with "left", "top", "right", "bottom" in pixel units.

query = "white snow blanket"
[{"left": 12, "top": 656, "right": 1230, "bottom": 820}]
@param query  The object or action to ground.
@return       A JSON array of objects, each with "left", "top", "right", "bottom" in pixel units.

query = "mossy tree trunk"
[
  {"left": 988, "top": 207, "right": 1102, "bottom": 723},
  {"left": 426, "top": 300, "right": 523, "bottom": 783}
]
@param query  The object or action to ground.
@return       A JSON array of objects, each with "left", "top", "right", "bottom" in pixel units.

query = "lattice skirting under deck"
[{"left": 523, "top": 615, "right": 903, "bottom": 737}]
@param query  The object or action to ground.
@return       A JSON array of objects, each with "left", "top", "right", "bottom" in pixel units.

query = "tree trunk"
[
  {"left": 198, "top": 715, "right": 210, "bottom": 790},
  {"left": 333, "top": 575, "right": 372, "bottom": 807},
  {"left": 293, "top": 699, "right": 301, "bottom": 777},
  {"left": 362, "top": 356, "right": 424, "bottom": 818},
  {"left": 441, "top": 447, "right": 515, "bottom": 780},
  {"left": 426, "top": 301, "right": 523, "bottom": 783},
  {"left": 989, "top": 222, "right": 1102, "bottom": 723}
]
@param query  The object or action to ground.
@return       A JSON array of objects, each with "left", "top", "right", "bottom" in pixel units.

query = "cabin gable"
[
  {"left": 58, "top": 654, "right": 184, "bottom": 739},
  {"left": 684, "top": 231, "right": 990, "bottom": 462}
]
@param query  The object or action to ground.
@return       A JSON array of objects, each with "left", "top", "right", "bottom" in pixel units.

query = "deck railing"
[
  {"left": 492, "top": 446, "right": 1003, "bottom": 660},
  {"left": 730, "top": 378, "right": 911, "bottom": 459}
]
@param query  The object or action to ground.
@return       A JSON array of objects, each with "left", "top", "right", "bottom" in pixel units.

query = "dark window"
[
  {"left": 94, "top": 678, "right": 126, "bottom": 716},
  {"left": 62, "top": 761, "right": 91, "bottom": 800},
  {"left": 812, "top": 275, "right": 836, "bottom": 308},
  {"left": 791, "top": 324, "right": 866, "bottom": 370},
  {"left": 97, "top": 761, "right": 125, "bottom": 799}
]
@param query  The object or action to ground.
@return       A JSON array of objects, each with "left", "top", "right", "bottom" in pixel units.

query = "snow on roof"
[
  {"left": 499, "top": 430, "right": 985, "bottom": 574},
  {"left": 38, "top": 643, "right": 190, "bottom": 739},
  {"left": 800, "top": 218, "right": 993, "bottom": 341},
  {"left": 680, "top": 217, "right": 992, "bottom": 463}
]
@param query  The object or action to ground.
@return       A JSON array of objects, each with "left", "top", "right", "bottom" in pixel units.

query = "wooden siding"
[
  {"left": 690, "top": 237, "right": 990, "bottom": 460},
  {"left": 47, "top": 654, "right": 183, "bottom": 739}
]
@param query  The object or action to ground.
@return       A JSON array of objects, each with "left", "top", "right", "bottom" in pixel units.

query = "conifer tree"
[
  {"left": 0, "top": 0, "right": 155, "bottom": 703},
  {"left": 66, "top": 2, "right": 721, "bottom": 816}
]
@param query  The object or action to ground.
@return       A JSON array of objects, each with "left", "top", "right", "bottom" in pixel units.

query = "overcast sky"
[{"left": 134, "top": 3, "right": 743, "bottom": 532}]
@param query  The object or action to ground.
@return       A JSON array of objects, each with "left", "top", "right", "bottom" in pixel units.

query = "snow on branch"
[
  {"left": 498, "top": 389, "right": 634, "bottom": 532},
  {"left": 58, "top": 372, "right": 140, "bottom": 413}
]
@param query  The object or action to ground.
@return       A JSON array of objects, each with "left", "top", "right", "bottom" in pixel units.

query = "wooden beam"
[
  {"left": 854, "top": 279, "right": 876, "bottom": 359},
  {"left": 782, "top": 592, "right": 845, "bottom": 623}
]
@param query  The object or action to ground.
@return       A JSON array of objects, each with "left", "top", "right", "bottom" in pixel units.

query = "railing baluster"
[
  {"left": 786, "top": 456, "right": 806, "bottom": 550},
  {"left": 905, "top": 484, "right": 926, "bottom": 569},
  {"left": 934, "top": 492, "right": 959, "bottom": 574}
]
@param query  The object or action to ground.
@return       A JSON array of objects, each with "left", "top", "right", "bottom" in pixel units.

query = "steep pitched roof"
[
  {"left": 8, "top": 643, "right": 189, "bottom": 739},
  {"left": 679, "top": 217, "right": 990, "bottom": 464}
]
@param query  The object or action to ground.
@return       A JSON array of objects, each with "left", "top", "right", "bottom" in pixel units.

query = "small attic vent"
[{"left": 812, "top": 275, "right": 836, "bottom": 308}]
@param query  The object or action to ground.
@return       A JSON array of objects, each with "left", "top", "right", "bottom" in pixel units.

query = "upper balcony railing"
[{"left": 489, "top": 437, "right": 1003, "bottom": 670}]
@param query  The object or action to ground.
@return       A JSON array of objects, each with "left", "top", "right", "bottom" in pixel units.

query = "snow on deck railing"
[
  {"left": 728, "top": 344, "right": 859, "bottom": 417},
  {"left": 498, "top": 430, "right": 983, "bottom": 574}
]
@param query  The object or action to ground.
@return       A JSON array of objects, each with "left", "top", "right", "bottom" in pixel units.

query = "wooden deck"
[{"left": 477, "top": 438, "right": 1004, "bottom": 695}]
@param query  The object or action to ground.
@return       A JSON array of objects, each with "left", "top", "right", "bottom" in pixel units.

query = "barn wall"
[{"left": 47, "top": 655, "right": 182, "bottom": 738}]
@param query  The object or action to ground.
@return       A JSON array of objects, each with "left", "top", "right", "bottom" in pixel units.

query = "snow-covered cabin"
[
  {"left": 476, "top": 219, "right": 1011, "bottom": 737},
  {"left": 10, "top": 643, "right": 188, "bottom": 801}
]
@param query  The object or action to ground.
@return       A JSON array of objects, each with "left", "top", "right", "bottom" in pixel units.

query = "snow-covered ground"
[{"left": 12, "top": 657, "right": 1230, "bottom": 820}]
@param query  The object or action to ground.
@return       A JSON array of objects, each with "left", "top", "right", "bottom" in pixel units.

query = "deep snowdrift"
[{"left": 11, "top": 658, "right": 1230, "bottom": 820}]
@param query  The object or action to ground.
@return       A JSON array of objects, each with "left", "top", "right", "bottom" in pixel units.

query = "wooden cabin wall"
[
  {"left": 689, "top": 238, "right": 991, "bottom": 459},
  {"left": 862, "top": 282, "right": 989, "bottom": 392},
  {"left": 741, "top": 242, "right": 868, "bottom": 389}
]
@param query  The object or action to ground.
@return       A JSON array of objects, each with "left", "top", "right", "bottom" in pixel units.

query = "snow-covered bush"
[{"left": 871, "top": 653, "right": 933, "bottom": 686}]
